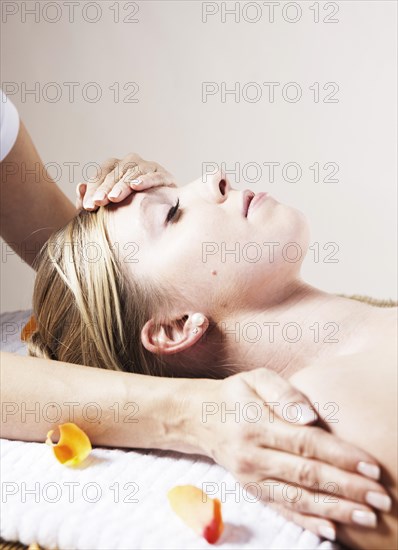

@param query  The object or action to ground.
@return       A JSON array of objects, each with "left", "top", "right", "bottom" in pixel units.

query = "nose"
[{"left": 203, "top": 170, "right": 231, "bottom": 204}]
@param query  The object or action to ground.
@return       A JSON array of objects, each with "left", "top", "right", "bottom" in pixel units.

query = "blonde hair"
[{"left": 27, "top": 206, "right": 169, "bottom": 376}]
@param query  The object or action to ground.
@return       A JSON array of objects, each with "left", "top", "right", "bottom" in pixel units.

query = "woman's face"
[{"left": 107, "top": 172, "right": 310, "bottom": 319}]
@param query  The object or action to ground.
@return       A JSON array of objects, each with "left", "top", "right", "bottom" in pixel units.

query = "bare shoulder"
[
  {"left": 370, "top": 305, "right": 397, "bottom": 347},
  {"left": 290, "top": 346, "right": 397, "bottom": 444},
  {"left": 289, "top": 346, "right": 397, "bottom": 549}
]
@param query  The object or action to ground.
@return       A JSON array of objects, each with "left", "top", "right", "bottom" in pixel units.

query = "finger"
[
  {"left": 105, "top": 167, "right": 143, "bottom": 203},
  {"left": 83, "top": 157, "right": 119, "bottom": 210},
  {"left": 108, "top": 169, "right": 176, "bottom": 202},
  {"left": 267, "top": 502, "right": 337, "bottom": 542},
  {"left": 128, "top": 171, "right": 176, "bottom": 191},
  {"left": 82, "top": 193, "right": 99, "bottom": 211},
  {"left": 90, "top": 157, "right": 119, "bottom": 186},
  {"left": 108, "top": 168, "right": 168, "bottom": 202},
  {"left": 257, "top": 479, "right": 378, "bottom": 528},
  {"left": 92, "top": 167, "right": 120, "bottom": 206},
  {"left": 92, "top": 161, "right": 144, "bottom": 206},
  {"left": 246, "top": 368, "right": 318, "bottom": 424},
  {"left": 251, "top": 448, "right": 391, "bottom": 511},
  {"left": 117, "top": 159, "right": 141, "bottom": 175},
  {"left": 266, "top": 421, "right": 382, "bottom": 481},
  {"left": 117, "top": 154, "right": 149, "bottom": 175},
  {"left": 121, "top": 157, "right": 173, "bottom": 179}
]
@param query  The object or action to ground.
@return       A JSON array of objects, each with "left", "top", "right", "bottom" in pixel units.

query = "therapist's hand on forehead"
[{"left": 76, "top": 153, "right": 175, "bottom": 211}]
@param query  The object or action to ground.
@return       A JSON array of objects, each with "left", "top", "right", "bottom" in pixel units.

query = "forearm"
[
  {"left": 0, "top": 351, "right": 212, "bottom": 454},
  {"left": 0, "top": 122, "right": 77, "bottom": 268}
]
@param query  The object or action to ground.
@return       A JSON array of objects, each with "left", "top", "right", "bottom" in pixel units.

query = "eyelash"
[{"left": 166, "top": 198, "right": 180, "bottom": 223}]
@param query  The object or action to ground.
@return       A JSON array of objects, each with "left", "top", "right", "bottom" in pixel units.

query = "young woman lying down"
[{"left": 27, "top": 171, "right": 397, "bottom": 549}]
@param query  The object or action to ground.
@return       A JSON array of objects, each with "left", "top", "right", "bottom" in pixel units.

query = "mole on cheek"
[{"left": 211, "top": 270, "right": 217, "bottom": 276}]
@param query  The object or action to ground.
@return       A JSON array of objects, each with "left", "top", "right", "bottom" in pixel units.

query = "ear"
[{"left": 141, "top": 313, "right": 209, "bottom": 355}]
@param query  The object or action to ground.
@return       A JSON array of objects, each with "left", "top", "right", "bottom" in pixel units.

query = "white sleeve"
[{"left": 0, "top": 90, "right": 20, "bottom": 162}]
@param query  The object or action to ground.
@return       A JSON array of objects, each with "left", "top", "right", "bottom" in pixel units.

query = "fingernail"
[
  {"left": 93, "top": 191, "right": 106, "bottom": 202},
  {"left": 296, "top": 404, "right": 317, "bottom": 424},
  {"left": 352, "top": 510, "right": 377, "bottom": 527},
  {"left": 108, "top": 188, "right": 122, "bottom": 199},
  {"left": 365, "top": 491, "right": 392, "bottom": 512},
  {"left": 357, "top": 461, "right": 380, "bottom": 480},
  {"left": 129, "top": 178, "right": 142, "bottom": 186},
  {"left": 84, "top": 200, "right": 95, "bottom": 210},
  {"left": 318, "top": 525, "right": 336, "bottom": 541}
]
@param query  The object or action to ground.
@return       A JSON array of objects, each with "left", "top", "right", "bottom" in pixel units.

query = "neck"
[{"left": 218, "top": 280, "right": 381, "bottom": 378}]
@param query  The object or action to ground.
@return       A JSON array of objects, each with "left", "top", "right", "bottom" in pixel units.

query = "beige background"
[{"left": 1, "top": 0, "right": 397, "bottom": 312}]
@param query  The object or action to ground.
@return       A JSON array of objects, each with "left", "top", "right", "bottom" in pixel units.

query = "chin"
[
  {"left": 289, "top": 205, "right": 310, "bottom": 249},
  {"left": 265, "top": 196, "right": 309, "bottom": 237},
  {"left": 284, "top": 203, "right": 310, "bottom": 254},
  {"left": 260, "top": 201, "right": 311, "bottom": 270}
]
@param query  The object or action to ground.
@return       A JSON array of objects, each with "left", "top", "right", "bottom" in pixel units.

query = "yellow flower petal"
[
  {"left": 168, "top": 485, "right": 224, "bottom": 544},
  {"left": 46, "top": 422, "right": 92, "bottom": 466},
  {"left": 21, "top": 314, "right": 37, "bottom": 341}
]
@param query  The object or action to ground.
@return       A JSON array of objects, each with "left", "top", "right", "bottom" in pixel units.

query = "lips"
[
  {"left": 242, "top": 190, "right": 255, "bottom": 217},
  {"left": 248, "top": 192, "right": 269, "bottom": 215}
]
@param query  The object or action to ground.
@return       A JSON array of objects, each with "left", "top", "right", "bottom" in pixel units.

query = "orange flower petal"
[
  {"left": 46, "top": 422, "right": 92, "bottom": 466},
  {"left": 21, "top": 314, "right": 37, "bottom": 341},
  {"left": 168, "top": 485, "right": 224, "bottom": 544}
]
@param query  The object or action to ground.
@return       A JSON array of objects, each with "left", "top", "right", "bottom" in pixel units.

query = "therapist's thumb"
[{"left": 244, "top": 367, "right": 318, "bottom": 425}]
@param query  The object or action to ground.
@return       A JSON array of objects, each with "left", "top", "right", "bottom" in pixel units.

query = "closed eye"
[{"left": 166, "top": 198, "right": 180, "bottom": 223}]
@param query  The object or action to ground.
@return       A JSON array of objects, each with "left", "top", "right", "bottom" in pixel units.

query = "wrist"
[
  {"left": 170, "top": 377, "right": 222, "bottom": 457},
  {"left": 122, "top": 372, "right": 220, "bottom": 455},
  {"left": 157, "top": 377, "right": 220, "bottom": 456}
]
